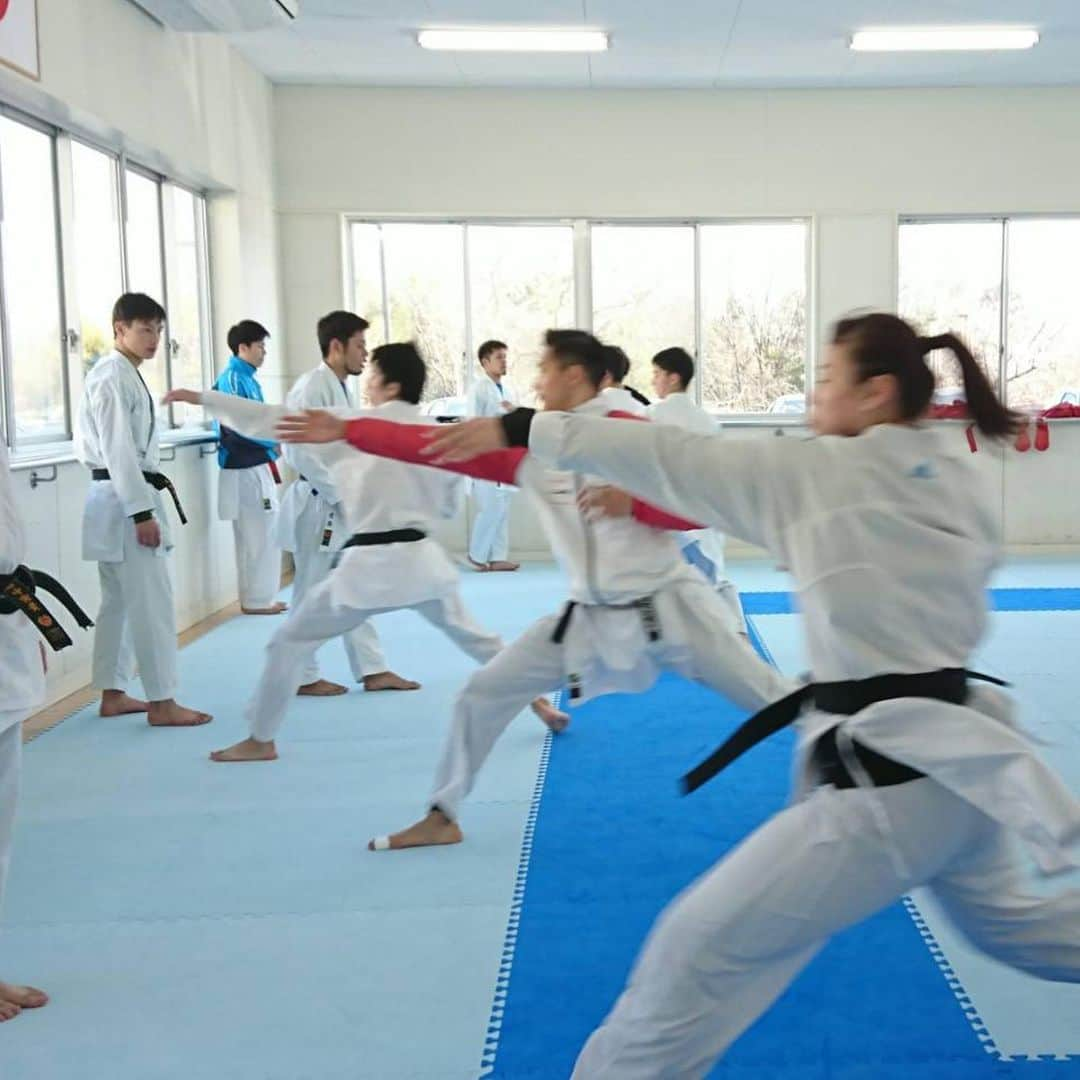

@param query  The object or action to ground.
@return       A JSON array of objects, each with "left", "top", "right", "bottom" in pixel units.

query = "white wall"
[
  {"left": 1, "top": 0, "right": 283, "bottom": 705},
  {"left": 272, "top": 85, "right": 1080, "bottom": 554}
]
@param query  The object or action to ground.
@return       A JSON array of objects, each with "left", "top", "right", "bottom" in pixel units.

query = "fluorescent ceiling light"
[
  {"left": 850, "top": 27, "right": 1039, "bottom": 52},
  {"left": 417, "top": 28, "right": 609, "bottom": 53}
]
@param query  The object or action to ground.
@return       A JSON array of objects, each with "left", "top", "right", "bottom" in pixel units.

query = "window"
[
  {"left": 70, "top": 142, "right": 123, "bottom": 374},
  {"left": 591, "top": 225, "right": 695, "bottom": 394},
  {"left": 347, "top": 217, "right": 811, "bottom": 416},
  {"left": 382, "top": 224, "right": 465, "bottom": 403},
  {"left": 699, "top": 221, "right": 808, "bottom": 414},
  {"left": 163, "top": 185, "right": 212, "bottom": 427},
  {"left": 467, "top": 224, "right": 574, "bottom": 405},
  {"left": 900, "top": 217, "right": 1080, "bottom": 410},
  {"left": 124, "top": 166, "right": 168, "bottom": 411},
  {"left": 0, "top": 107, "right": 215, "bottom": 449},
  {"left": 1004, "top": 219, "right": 1080, "bottom": 410},
  {"left": 899, "top": 220, "right": 1003, "bottom": 397},
  {"left": 0, "top": 116, "right": 66, "bottom": 444}
]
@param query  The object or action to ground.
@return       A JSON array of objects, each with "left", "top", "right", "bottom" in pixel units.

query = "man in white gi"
[
  {"left": 75, "top": 294, "right": 211, "bottom": 727},
  {"left": 213, "top": 319, "right": 285, "bottom": 616},
  {"left": 1, "top": 443, "right": 94, "bottom": 1019},
  {"left": 277, "top": 330, "right": 791, "bottom": 852},
  {"left": 278, "top": 310, "right": 416, "bottom": 697},
  {"left": 466, "top": 339, "right": 519, "bottom": 572},
  {"left": 165, "top": 343, "right": 561, "bottom": 763},
  {"left": 648, "top": 346, "right": 746, "bottom": 633},
  {"left": 425, "top": 313, "right": 1080, "bottom": 1078}
]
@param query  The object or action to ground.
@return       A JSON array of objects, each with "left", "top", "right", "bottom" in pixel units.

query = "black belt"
[
  {"left": 683, "top": 668, "right": 1009, "bottom": 795},
  {"left": 0, "top": 565, "right": 94, "bottom": 651},
  {"left": 91, "top": 468, "right": 188, "bottom": 525},
  {"left": 551, "top": 596, "right": 662, "bottom": 701},
  {"left": 341, "top": 529, "right": 426, "bottom": 549}
]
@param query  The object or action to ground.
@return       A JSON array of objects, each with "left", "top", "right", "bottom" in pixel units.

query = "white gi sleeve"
[
  {"left": 528, "top": 410, "right": 809, "bottom": 559},
  {"left": 91, "top": 377, "right": 154, "bottom": 518}
]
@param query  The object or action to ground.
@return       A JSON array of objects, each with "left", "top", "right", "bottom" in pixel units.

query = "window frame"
[
  {"left": 0, "top": 102, "right": 216, "bottom": 455},
  {"left": 344, "top": 214, "right": 815, "bottom": 424}
]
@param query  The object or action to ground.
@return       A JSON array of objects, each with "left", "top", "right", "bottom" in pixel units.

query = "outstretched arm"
[
  {"left": 526, "top": 410, "right": 785, "bottom": 550},
  {"left": 275, "top": 410, "right": 527, "bottom": 486}
]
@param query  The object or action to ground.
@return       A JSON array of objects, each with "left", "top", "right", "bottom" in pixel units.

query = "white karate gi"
[
  {"left": 278, "top": 363, "right": 386, "bottom": 683},
  {"left": 0, "top": 443, "right": 46, "bottom": 920},
  {"left": 75, "top": 352, "right": 178, "bottom": 701},
  {"left": 218, "top": 464, "right": 280, "bottom": 608},
  {"left": 199, "top": 392, "right": 502, "bottom": 743},
  {"left": 342, "top": 394, "right": 792, "bottom": 821},
  {"left": 647, "top": 392, "right": 745, "bottom": 632},
  {"left": 467, "top": 375, "right": 515, "bottom": 564},
  {"left": 600, "top": 386, "right": 649, "bottom": 417},
  {"left": 522, "top": 410, "right": 1080, "bottom": 1078}
]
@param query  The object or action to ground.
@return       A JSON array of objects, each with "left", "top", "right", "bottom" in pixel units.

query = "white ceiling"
[{"left": 228, "top": 1, "right": 1080, "bottom": 88}]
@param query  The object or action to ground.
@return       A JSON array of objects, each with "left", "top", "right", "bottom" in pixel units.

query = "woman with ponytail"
[{"left": 407, "top": 311, "right": 1080, "bottom": 1077}]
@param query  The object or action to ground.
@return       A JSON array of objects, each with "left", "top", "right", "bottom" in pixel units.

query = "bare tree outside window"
[{"left": 700, "top": 222, "right": 808, "bottom": 413}]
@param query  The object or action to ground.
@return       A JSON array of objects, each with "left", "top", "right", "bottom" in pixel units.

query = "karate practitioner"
[
  {"left": 164, "top": 343, "right": 561, "bottom": 763},
  {"left": 466, "top": 339, "right": 519, "bottom": 573},
  {"left": 426, "top": 313, "right": 1080, "bottom": 1078},
  {"left": 213, "top": 319, "right": 285, "bottom": 616},
  {"left": 648, "top": 347, "right": 746, "bottom": 633},
  {"left": 278, "top": 311, "right": 415, "bottom": 697},
  {"left": 278, "top": 330, "right": 792, "bottom": 851},
  {"left": 0, "top": 444, "right": 48, "bottom": 1020},
  {"left": 76, "top": 294, "right": 211, "bottom": 727},
  {"left": 599, "top": 345, "right": 650, "bottom": 414}
]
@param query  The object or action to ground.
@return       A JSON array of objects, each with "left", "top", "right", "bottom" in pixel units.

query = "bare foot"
[
  {"left": 369, "top": 809, "right": 462, "bottom": 851},
  {"left": 488, "top": 560, "right": 521, "bottom": 572},
  {"left": 531, "top": 696, "right": 570, "bottom": 733},
  {"left": 147, "top": 701, "right": 213, "bottom": 727},
  {"left": 99, "top": 690, "right": 149, "bottom": 717},
  {"left": 0, "top": 981, "right": 48, "bottom": 1021},
  {"left": 363, "top": 671, "right": 421, "bottom": 692},
  {"left": 210, "top": 737, "right": 277, "bottom": 763},
  {"left": 297, "top": 679, "right": 348, "bottom": 697},
  {"left": 467, "top": 557, "right": 492, "bottom": 572},
  {"left": 241, "top": 602, "right": 288, "bottom": 615}
]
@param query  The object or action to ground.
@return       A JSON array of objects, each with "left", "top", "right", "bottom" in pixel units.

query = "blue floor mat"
[{"left": 485, "top": 621, "right": 1080, "bottom": 1079}]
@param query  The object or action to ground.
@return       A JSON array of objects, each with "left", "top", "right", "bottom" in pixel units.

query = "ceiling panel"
[{"left": 224, "top": 0, "right": 1080, "bottom": 88}]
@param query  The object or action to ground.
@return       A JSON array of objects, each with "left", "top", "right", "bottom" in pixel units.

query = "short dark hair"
[
  {"left": 371, "top": 342, "right": 426, "bottom": 404},
  {"left": 601, "top": 345, "right": 631, "bottom": 384},
  {"left": 544, "top": 329, "right": 607, "bottom": 388},
  {"left": 112, "top": 293, "right": 166, "bottom": 329},
  {"left": 227, "top": 319, "right": 270, "bottom": 356},
  {"left": 317, "top": 310, "right": 370, "bottom": 359},
  {"left": 652, "top": 347, "right": 695, "bottom": 390},
  {"left": 478, "top": 339, "right": 507, "bottom": 363}
]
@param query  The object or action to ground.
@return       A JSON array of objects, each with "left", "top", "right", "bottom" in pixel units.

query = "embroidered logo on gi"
[{"left": 908, "top": 461, "right": 936, "bottom": 480}]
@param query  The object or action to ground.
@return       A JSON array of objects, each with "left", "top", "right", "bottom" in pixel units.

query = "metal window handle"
[
  {"left": 159, "top": 446, "right": 177, "bottom": 462},
  {"left": 64, "top": 328, "right": 81, "bottom": 351},
  {"left": 198, "top": 440, "right": 219, "bottom": 458},
  {"left": 169, "top": 339, "right": 181, "bottom": 359}
]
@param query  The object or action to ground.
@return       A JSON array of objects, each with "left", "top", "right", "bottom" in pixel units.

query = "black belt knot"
[
  {"left": 0, "top": 566, "right": 94, "bottom": 651},
  {"left": 91, "top": 468, "right": 187, "bottom": 525},
  {"left": 682, "top": 667, "right": 1009, "bottom": 796},
  {"left": 341, "top": 529, "right": 426, "bottom": 549}
]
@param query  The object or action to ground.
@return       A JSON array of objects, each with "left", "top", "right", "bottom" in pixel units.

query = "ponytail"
[
  {"left": 832, "top": 313, "right": 1022, "bottom": 440},
  {"left": 918, "top": 333, "right": 1022, "bottom": 438}
]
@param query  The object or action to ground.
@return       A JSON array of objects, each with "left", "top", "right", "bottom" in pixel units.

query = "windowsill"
[{"left": 8, "top": 427, "right": 217, "bottom": 472}]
